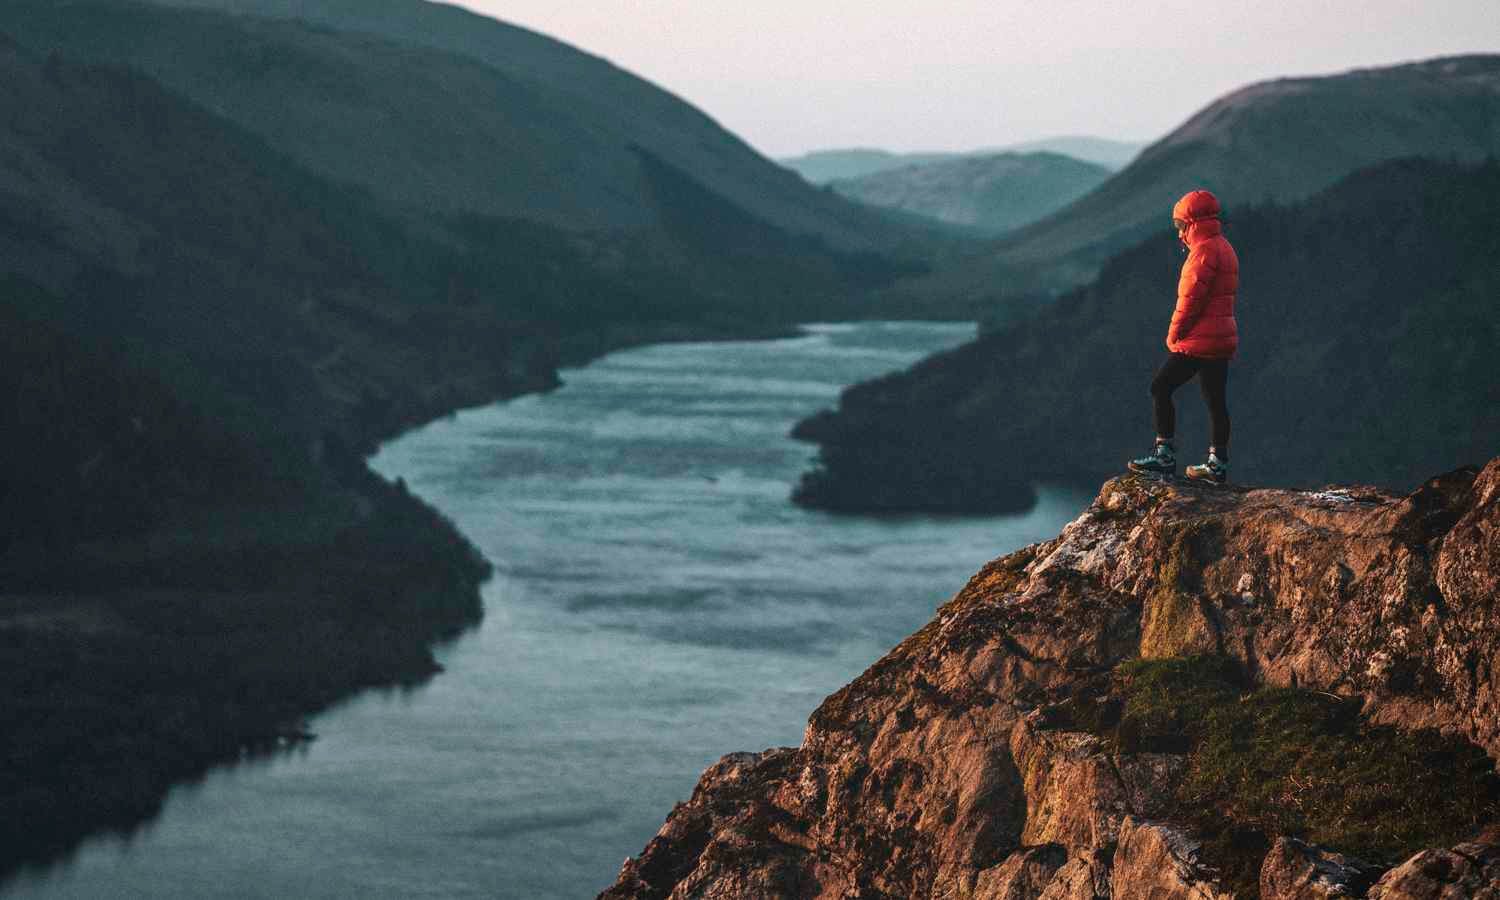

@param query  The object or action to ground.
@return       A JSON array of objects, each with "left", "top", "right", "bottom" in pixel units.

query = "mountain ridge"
[{"left": 780, "top": 136, "right": 1144, "bottom": 183}]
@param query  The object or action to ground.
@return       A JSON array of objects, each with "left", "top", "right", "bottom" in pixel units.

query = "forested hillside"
[{"left": 1, "top": 0, "right": 941, "bottom": 261}]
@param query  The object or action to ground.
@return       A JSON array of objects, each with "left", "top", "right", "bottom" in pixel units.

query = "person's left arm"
[{"left": 1166, "top": 243, "right": 1216, "bottom": 350}]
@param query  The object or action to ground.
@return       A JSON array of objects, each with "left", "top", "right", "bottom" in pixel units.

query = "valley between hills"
[{"left": 0, "top": 2, "right": 1496, "bottom": 895}]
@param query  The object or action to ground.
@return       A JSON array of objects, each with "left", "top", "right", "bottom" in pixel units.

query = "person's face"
[{"left": 1173, "top": 217, "right": 1189, "bottom": 239}]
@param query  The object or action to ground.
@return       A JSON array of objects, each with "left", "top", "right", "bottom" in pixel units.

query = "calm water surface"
[{"left": 7, "top": 322, "right": 1091, "bottom": 899}]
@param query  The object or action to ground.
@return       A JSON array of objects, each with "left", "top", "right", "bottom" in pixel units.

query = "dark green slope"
[
  {"left": 0, "top": 0, "right": 933, "bottom": 258},
  {"left": 146, "top": 0, "right": 938, "bottom": 254},
  {"left": 792, "top": 158, "right": 1500, "bottom": 514},
  {"left": 0, "top": 40, "right": 530, "bottom": 878},
  {"left": 1, "top": 0, "right": 644, "bottom": 230},
  {"left": 0, "top": 36, "right": 638, "bottom": 466},
  {"left": 0, "top": 0, "right": 943, "bottom": 319}
]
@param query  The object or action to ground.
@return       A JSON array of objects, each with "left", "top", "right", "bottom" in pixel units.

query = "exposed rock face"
[
  {"left": 601, "top": 459, "right": 1500, "bottom": 899},
  {"left": 1366, "top": 836, "right": 1500, "bottom": 899},
  {"left": 1111, "top": 817, "right": 1233, "bottom": 899},
  {"left": 972, "top": 844, "right": 1067, "bottom": 899},
  {"left": 1260, "top": 837, "right": 1382, "bottom": 898}
]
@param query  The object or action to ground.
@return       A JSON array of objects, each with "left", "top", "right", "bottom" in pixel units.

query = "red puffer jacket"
[{"left": 1167, "top": 190, "right": 1238, "bottom": 359}]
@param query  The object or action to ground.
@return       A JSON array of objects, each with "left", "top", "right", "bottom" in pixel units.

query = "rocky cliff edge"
[{"left": 602, "top": 456, "right": 1500, "bottom": 899}]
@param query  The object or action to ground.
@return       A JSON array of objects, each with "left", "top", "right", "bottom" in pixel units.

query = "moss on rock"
[
  {"left": 1138, "top": 521, "right": 1224, "bottom": 659},
  {"left": 1068, "top": 655, "right": 1500, "bottom": 895}
]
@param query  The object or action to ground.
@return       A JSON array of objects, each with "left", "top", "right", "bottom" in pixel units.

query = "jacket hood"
[
  {"left": 1173, "top": 189, "right": 1222, "bottom": 246},
  {"left": 1173, "top": 189, "right": 1221, "bottom": 223}
]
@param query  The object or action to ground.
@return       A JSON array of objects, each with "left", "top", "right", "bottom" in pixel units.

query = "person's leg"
[
  {"left": 1197, "top": 360, "right": 1230, "bottom": 461},
  {"left": 1132, "top": 353, "right": 1200, "bottom": 474},
  {"left": 1150, "top": 353, "right": 1200, "bottom": 441}
]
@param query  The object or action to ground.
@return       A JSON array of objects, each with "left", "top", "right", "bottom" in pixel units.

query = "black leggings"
[{"left": 1151, "top": 352, "right": 1230, "bottom": 458}]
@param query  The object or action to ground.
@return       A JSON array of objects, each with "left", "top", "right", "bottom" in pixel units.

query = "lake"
[{"left": 5, "top": 322, "right": 1092, "bottom": 899}]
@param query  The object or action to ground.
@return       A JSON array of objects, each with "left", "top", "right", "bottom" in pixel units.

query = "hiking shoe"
[
  {"left": 1185, "top": 452, "right": 1228, "bottom": 485},
  {"left": 1127, "top": 440, "right": 1176, "bottom": 476}
]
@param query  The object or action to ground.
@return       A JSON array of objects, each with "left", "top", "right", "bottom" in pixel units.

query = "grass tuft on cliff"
[{"left": 1047, "top": 654, "right": 1500, "bottom": 894}]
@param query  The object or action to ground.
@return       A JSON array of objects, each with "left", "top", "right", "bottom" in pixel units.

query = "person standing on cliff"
[{"left": 1127, "top": 189, "right": 1239, "bottom": 484}]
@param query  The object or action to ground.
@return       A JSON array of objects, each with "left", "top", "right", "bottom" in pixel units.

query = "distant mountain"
[
  {"left": 790, "top": 157, "right": 1500, "bottom": 514},
  {"left": 897, "top": 55, "right": 1500, "bottom": 310},
  {"left": 779, "top": 148, "right": 963, "bottom": 184},
  {"left": 827, "top": 151, "right": 1112, "bottom": 235},
  {"left": 1001, "top": 135, "right": 1144, "bottom": 170},
  {"left": 779, "top": 137, "right": 1143, "bottom": 184}
]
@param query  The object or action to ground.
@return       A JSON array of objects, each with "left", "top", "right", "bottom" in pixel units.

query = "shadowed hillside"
[
  {"left": 0, "top": 38, "right": 524, "bottom": 878},
  {"left": 1, "top": 0, "right": 939, "bottom": 260},
  {"left": 792, "top": 158, "right": 1500, "bottom": 514},
  {"left": 0, "top": 36, "right": 661, "bottom": 467},
  {"left": 0, "top": 0, "right": 957, "bottom": 324}
]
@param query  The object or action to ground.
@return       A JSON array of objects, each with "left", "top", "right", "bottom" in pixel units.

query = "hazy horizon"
[{"left": 451, "top": 0, "right": 1497, "bottom": 159}]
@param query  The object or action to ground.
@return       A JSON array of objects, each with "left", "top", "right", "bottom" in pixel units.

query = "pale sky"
[{"left": 450, "top": 0, "right": 1497, "bottom": 158}]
